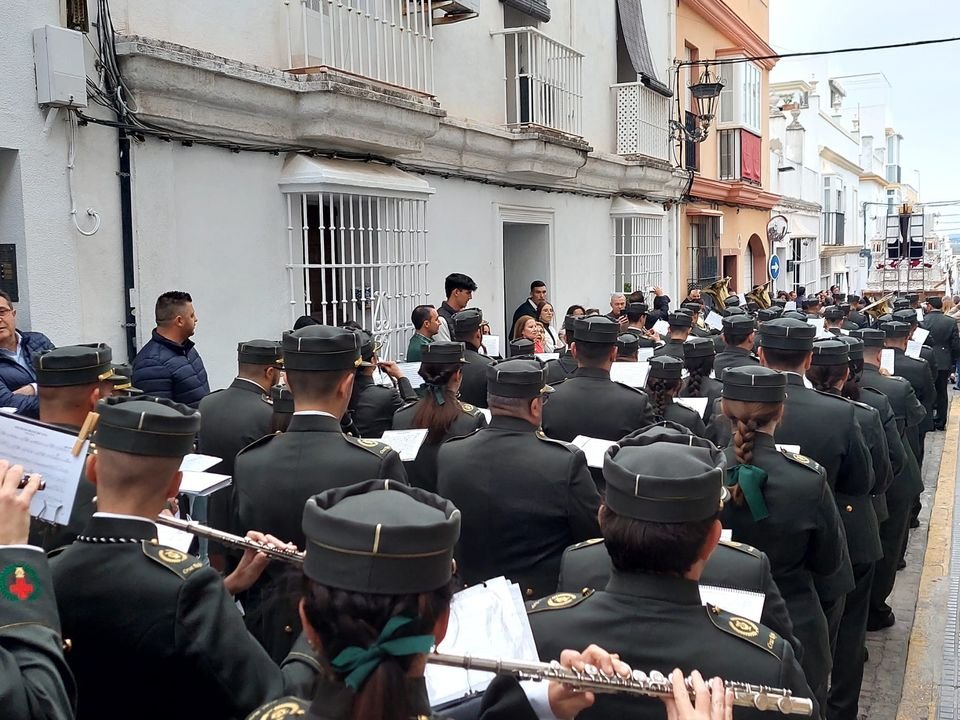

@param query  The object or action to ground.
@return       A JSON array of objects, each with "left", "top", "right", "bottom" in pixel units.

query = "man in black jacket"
[
  {"left": 435, "top": 273, "right": 477, "bottom": 342},
  {"left": 713, "top": 315, "right": 758, "bottom": 379},
  {"left": 511, "top": 280, "right": 547, "bottom": 326},
  {"left": 920, "top": 296, "right": 960, "bottom": 430},
  {"left": 0, "top": 289, "right": 55, "bottom": 418},
  {"left": 451, "top": 308, "right": 495, "bottom": 408}
]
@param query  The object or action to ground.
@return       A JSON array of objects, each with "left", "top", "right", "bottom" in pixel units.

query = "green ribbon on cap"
[
  {"left": 725, "top": 464, "right": 770, "bottom": 521},
  {"left": 330, "top": 616, "right": 435, "bottom": 691},
  {"left": 422, "top": 383, "right": 446, "bottom": 406}
]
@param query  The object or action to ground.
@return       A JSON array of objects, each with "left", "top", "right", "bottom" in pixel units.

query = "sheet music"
[
  {"left": 784, "top": 301, "right": 797, "bottom": 311},
  {"left": 911, "top": 327, "right": 929, "bottom": 344},
  {"left": 156, "top": 522, "right": 194, "bottom": 553},
  {"left": 699, "top": 585, "right": 765, "bottom": 623},
  {"left": 179, "top": 453, "right": 221, "bottom": 472},
  {"left": 674, "top": 396, "right": 709, "bottom": 418},
  {"left": 653, "top": 320, "right": 670, "bottom": 336},
  {"left": 396, "top": 362, "right": 424, "bottom": 389},
  {"left": 0, "top": 414, "right": 86, "bottom": 526},
  {"left": 881, "top": 349, "right": 896, "bottom": 374},
  {"left": 906, "top": 340, "right": 923, "bottom": 359},
  {"left": 705, "top": 311, "right": 725, "bottom": 331},
  {"left": 609, "top": 361, "right": 649, "bottom": 388},
  {"left": 379, "top": 429, "right": 429, "bottom": 461},
  {"left": 808, "top": 317, "right": 831, "bottom": 338},
  {"left": 483, "top": 335, "right": 500, "bottom": 357},
  {"left": 178, "top": 472, "right": 232, "bottom": 497},
  {"left": 572, "top": 435, "right": 617, "bottom": 469},
  {"left": 637, "top": 347, "right": 655, "bottom": 362},
  {"left": 426, "top": 577, "right": 539, "bottom": 706},
  {"left": 916, "top": 308, "right": 924, "bottom": 323},
  {"left": 535, "top": 352, "right": 560, "bottom": 362}
]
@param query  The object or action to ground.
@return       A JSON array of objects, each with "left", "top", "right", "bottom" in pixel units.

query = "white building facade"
[{"left": 1, "top": 0, "right": 689, "bottom": 388}]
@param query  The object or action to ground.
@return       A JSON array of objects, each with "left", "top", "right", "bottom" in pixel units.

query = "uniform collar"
[
  {"left": 783, "top": 372, "right": 806, "bottom": 387},
  {"left": 230, "top": 377, "right": 267, "bottom": 394},
  {"left": 605, "top": 569, "right": 702, "bottom": 605},
  {"left": 488, "top": 415, "right": 538, "bottom": 432},
  {"left": 572, "top": 366, "right": 611, "bottom": 380},
  {"left": 287, "top": 413, "right": 342, "bottom": 433},
  {"left": 79, "top": 513, "right": 158, "bottom": 543}
]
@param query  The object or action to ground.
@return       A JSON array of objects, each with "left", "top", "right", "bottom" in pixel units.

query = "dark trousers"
[
  {"left": 934, "top": 369, "right": 951, "bottom": 429},
  {"left": 821, "top": 595, "right": 845, "bottom": 657},
  {"left": 827, "top": 563, "right": 875, "bottom": 720},
  {"left": 871, "top": 495, "right": 912, "bottom": 613}
]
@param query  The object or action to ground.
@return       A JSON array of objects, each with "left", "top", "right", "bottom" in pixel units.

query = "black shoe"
[
  {"left": 867, "top": 610, "right": 896, "bottom": 631},
  {"left": 898, "top": 559, "right": 906, "bottom": 570},
  {"left": 863, "top": 646, "right": 869, "bottom": 662},
  {"left": 910, "top": 517, "right": 920, "bottom": 529}
]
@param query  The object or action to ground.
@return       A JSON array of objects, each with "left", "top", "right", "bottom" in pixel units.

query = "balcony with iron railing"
[
  {"left": 492, "top": 27, "right": 584, "bottom": 137},
  {"left": 821, "top": 211, "right": 846, "bottom": 246},
  {"left": 612, "top": 82, "right": 671, "bottom": 162},
  {"left": 286, "top": 0, "right": 436, "bottom": 95}
]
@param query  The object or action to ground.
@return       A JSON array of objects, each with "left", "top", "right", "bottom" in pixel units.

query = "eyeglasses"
[{"left": 0, "top": 308, "right": 13, "bottom": 317}]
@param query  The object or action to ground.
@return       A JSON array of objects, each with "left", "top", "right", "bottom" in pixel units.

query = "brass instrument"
[
  {"left": 862, "top": 293, "right": 895, "bottom": 321},
  {"left": 702, "top": 277, "right": 731, "bottom": 310},
  {"left": 746, "top": 281, "right": 773, "bottom": 309},
  {"left": 155, "top": 515, "right": 305, "bottom": 565},
  {"left": 427, "top": 652, "right": 813, "bottom": 716}
]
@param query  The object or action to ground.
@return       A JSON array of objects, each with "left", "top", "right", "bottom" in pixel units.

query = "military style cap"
[
  {"left": 772, "top": 298, "right": 787, "bottom": 308},
  {"left": 756, "top": 308, "right": 780, "bottom": 322},
  {"left": 302, "top": 480, "right": 460, "bottom": 594},
  {"left": 107, "top": 363, "right": 141, "bottom": 395},
  {"left": 722, "top": 366, "right": 786, "bottom": 403},
  {"left": 893, "top": 298, "right": 911, "bottom": 311},
  {"left": 811, "top": 339, "right": 850, "bottom": 366},
  {"left": 822, "top": 306, "right": 845, "bottom": 321},
  {"left": 745, "top": 301, "right": 760, "bottom": 313},
  {"left": 451, "top": 308, "right": 483, "bottom": 336},
  {"left": 94, "top": 396, "right": 200, "bottom": 458},
  {"left": 357, "top": 330, "right": 382, "bottom": 367},
  {"left": 893, "top": 309, "right": 919, "bottom": 325},
  {"left": 603, "top": 426, "right": 725, "bottom": 523},
  {"left": 34, "top": 344, "right": 114, "bottom": 388},
  {"left": 782, "top": 310, "right": 808, "bottom": 322},
  {"left": 905, "top": 293, "right": 919, "bottom": 303},
  {"left": 724, "top": 296, "right": 741, "bottom": 307},
  {"left": 627, "top": 302, "right": 649, "bottom": 316},
  {"left": 270, "top": 384, "right": 294, "bottom": 415},
  {"left": 836, "top": 335, "right": 864, "bottom": 360},
  {"left": 421, "top": 342, "right": 467, "bottom": 365},
  {"left": 758, "top": 318, "right": 815, "bottom": 351},
  {"left": 839, "top": 303, "right": 851, "bottom": 314},
  {"left": 616, "top": 333, "right": 639, "bottom": 355},
  {"left": 851, "top": 328, "right": 886, "bottom": 347},
  {"left": 720, "top": 306, "right": 747, "bottom": 318},
  {"left": 509, "top": 338, "right": 535, "bottom": 357},
  {"left": 282, "top": 325, "right": 362, "bottom": 372},
  {"left": 573, "top": 316, "right": 619, "bottom": 344},
  {"left": 722, "top": 315, "right": 756, "bottom": 334},
  {"left": 563, "top": 314, "right": 579, "bottom": 335},
  {"left": 486, "top": 358, "right": 553, "bottom": 399},
  {"left": 681, "top": 303, "right": 702, "bottom": 315},
  {"left": 880, "top": 321, "right": 910, "bottom": 339},
  {"left": 648, "top": 355, "right": 683, "bottom": 380},
  {"left": 293, "top": 315, "right": 320, "bottom": 330},
  {"left": 848, "top": 295, "right": 861, "bottom": 304},
  {"left": 667, "top": 312, "right": 693, "bottom": 329},
  {"left": 875, "top": 313, "right": 894, "bottom": 324},
  {"left": 237, "top": 339, "right": 283, "bottom": 366},
  {"left": 683, "top": 336, "right": 716, "bottom": 359}
]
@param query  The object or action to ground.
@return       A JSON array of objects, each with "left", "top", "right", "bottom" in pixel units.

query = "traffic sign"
[{"left": 769, "top": 255, "right": 781, "bottom": 280}]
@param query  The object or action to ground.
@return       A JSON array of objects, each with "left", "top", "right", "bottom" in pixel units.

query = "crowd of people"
[{"left": 0, "top": 272, "right": 958, "bottom": 720}]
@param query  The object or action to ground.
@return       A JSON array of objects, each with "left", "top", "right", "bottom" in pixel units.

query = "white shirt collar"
[
  {"left": 234, "top": 377, "right": 266, "bottom": 392},
  {"left": 293, "top": 410, "right": 338, "bottom": 418},
  {"left": 93, "top": 511, "right": 157, "bottom": 527}
]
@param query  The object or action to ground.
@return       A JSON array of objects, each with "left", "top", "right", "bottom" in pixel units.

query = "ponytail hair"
[
  {"left": 644, "top": 376, "right": 682, "bottom": 420},
  {"left": 721, "top": 399, "right": 783, "bottom": 507},
  {"left": 682, "top": 355, "right": 713, "bottom": 397},
  {"left": 805, "top": 364, "right": 848, "bottom": 395},
  {"left": 412, "top": 363, "right": 463, "bottom": 443},
  {"left": 842, "top": 359, "right": 864, "bottom": 402}
]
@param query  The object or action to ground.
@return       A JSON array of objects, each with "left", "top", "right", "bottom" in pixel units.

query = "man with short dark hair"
[
  {"left": 0, "top": 289, "right": 54, "bottom": 418},
  {"left": 435, "top": 273, "right": 478, "bottom": 342},
  {"left": 652, "top": 313, "right": 693, "bottom": 359},
  {"left": 437, "top": 359, "right": 600, "bottom": 599},
  {"left": 512, "top": 280, "right": 548, "bottom": 326},
  {"left": 451, "top": 308, "right": 494, "bottom": 408},
  {"left": 132, "top": 291, "right": 209, "bottom": 407},
  {"left": 406, "top": 304, "right": 439, "bottom": 362},
  {"left": 847, "top": 295, "right": 869, "bottom": 329},
  {"left": 920, "top": 295, "right": 959, "bottom": 430},
  {"left": 713, "top": 315, "right": 758, "bottom": 378}
]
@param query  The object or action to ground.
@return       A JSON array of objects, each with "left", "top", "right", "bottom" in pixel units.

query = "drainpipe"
[{"left": 117, "top": 128, "right": 137, "bottom": 362}]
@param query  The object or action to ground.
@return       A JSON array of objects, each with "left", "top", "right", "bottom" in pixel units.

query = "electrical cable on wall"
[{"left": 65, "top": 110, "right": 101, "bottom": 236}]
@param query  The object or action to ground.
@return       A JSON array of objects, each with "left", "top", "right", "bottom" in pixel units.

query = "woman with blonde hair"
[{"left": 511, "top": 315, "right": 545, "bottom": 354}]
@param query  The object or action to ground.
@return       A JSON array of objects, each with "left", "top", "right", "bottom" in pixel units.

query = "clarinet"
[
  {"left": 426, "top": 652, "right": 814, "bottom": 716},
  {"left": 155, "top": 515, "right": 305, "bottom": 565}
]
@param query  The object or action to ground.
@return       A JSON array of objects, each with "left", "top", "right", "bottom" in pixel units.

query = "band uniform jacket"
[
  {"left": 50, "top": 515, "right": 317, "bottom": 720},
  {"left": 0, "top": 547, "right": 76, "bottom": 720},
  {"left": 392, "top": 400, "right": 487, "bottom": 493},
  {"left": 892, "top": 348, "right": 935, "bottom": 432},
  {"left": 658, "top": 399, "right": 707, "bottom": 437},
  {"left": 544, "top": 351, "right": 578, "bottom": 385},
  {"left": 459, "top": 346, "right": 494, "bottom": 409},
  {"left": 712, "top": 346, "right": 759, "bottom": 380},
  {"left": 28, "top": 422, "right": 95, "bottom": 552},
  {"left": 921, "top": 309, "right": 960, "bottom": 371},
  {"left": 197, "top": 378, "right": 274, "bottom": 538},
  {"left": 528, "top": 573, "right": 815, "bottom": 720},
  {"left": 350, "top": 374, "right": 417, "bottom": 438},
  {"left": 679, "top": 375, "right": 722, "bottom": 424},
  {"left": 771, "top": 374, "right": 874, "bottom": 601},
  {"left": 437, "top": 416, "right": 601, "bottom": 599},
  {"left": 652, "top": 338, "right": 686, "bottom": 359},
  {"left": 720, "top": 435, "right": 848, "bottom": 706},
  {"left": 231, "top": 413, "right": 406, "bottom": 660},
  {"left": 847, "top": 310, "right": 869, "bottom": 329},
  {"left": 860, "top": 363, "right": 927, "bottom": 469},
  {"left": 555, "top": 538, "right": 800, "bottom": 660},
  {"left": 541, "top": 367, "right": 655, "bottom": 443},
  {"left": 247, "top": 675, "right": 538, "bottom": 720},
  {"left": 854, "top": 387, "right": 909, "bottom": 523}
]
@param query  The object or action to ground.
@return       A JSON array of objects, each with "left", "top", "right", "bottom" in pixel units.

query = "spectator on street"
[
  {"left": 536, "top": 301, "right": 561, "bottom": 352},
  {"left": 132, "top": 291, "right": 210, "bottom": 407},
  {"left": 405, "top": 304, "right": 440, "bottom": 362},
  {"left": 0, "top": 290, "right": 54, "bottom": 418},
  {"left": 605, "top": 293, "right": 628, "bottom": 328},
  {"left": 512, "top": 315, "right": 545, "bottom": 354},
  {"left": 512, "top": 280, "right": 548, "bottom": 326},
  {"left": 435, "top": 273, "right": 477, "bottom": 342}
]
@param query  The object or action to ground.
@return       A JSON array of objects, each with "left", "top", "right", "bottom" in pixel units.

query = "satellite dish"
[{"left": 767, "top": 215, "right": 789, "bottom": 245}]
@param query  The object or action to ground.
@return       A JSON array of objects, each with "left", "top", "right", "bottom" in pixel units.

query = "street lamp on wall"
[{"left": 670, "top": 64, "right": 725, "bottom": 144}]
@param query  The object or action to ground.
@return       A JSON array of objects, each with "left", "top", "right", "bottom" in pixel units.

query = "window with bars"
[
  {"left": 688, "top": 217, "right": 721, "bottom": 290},
  {"left": 285, "top": 191, "right": 429, "bottom": 360},
  {"left": 614, "top": 215, "right": 664, "bottom": 294}
]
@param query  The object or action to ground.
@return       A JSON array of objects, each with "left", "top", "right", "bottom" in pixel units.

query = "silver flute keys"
[
  {"left": 154, "top": 515, "right": 305, "bottom": 565},
  {"left": 426, "top": 652, "right": 814, "bottom": 716}
]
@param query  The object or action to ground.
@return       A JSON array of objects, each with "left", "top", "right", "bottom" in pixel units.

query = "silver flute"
[
  {"left": 426, "top": 652, "right": 814, "bottom": 716},
  {"left": 155, "top": 515, "right": 305, "bottom": 565}
]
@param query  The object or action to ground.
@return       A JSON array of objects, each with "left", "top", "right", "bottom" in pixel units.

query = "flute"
[
  {"left": 155, "top": 515, "right": 305, "bottom": 565},
  {"left": 426, "top": 653, "right": 814, "bottom": 716}
]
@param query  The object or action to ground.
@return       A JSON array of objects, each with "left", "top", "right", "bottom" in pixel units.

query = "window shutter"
[{"left": 500, "top": 0, "right": 550, "bottom": 22}]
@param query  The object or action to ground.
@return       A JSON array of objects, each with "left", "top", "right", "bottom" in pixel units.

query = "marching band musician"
[{"left": 50, "top": 396, "right": 318, "bottom": 720}]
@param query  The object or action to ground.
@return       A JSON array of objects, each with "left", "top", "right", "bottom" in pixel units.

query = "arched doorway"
[{"left": 746, "top": 234, "right": 767, "bottom": 289}]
